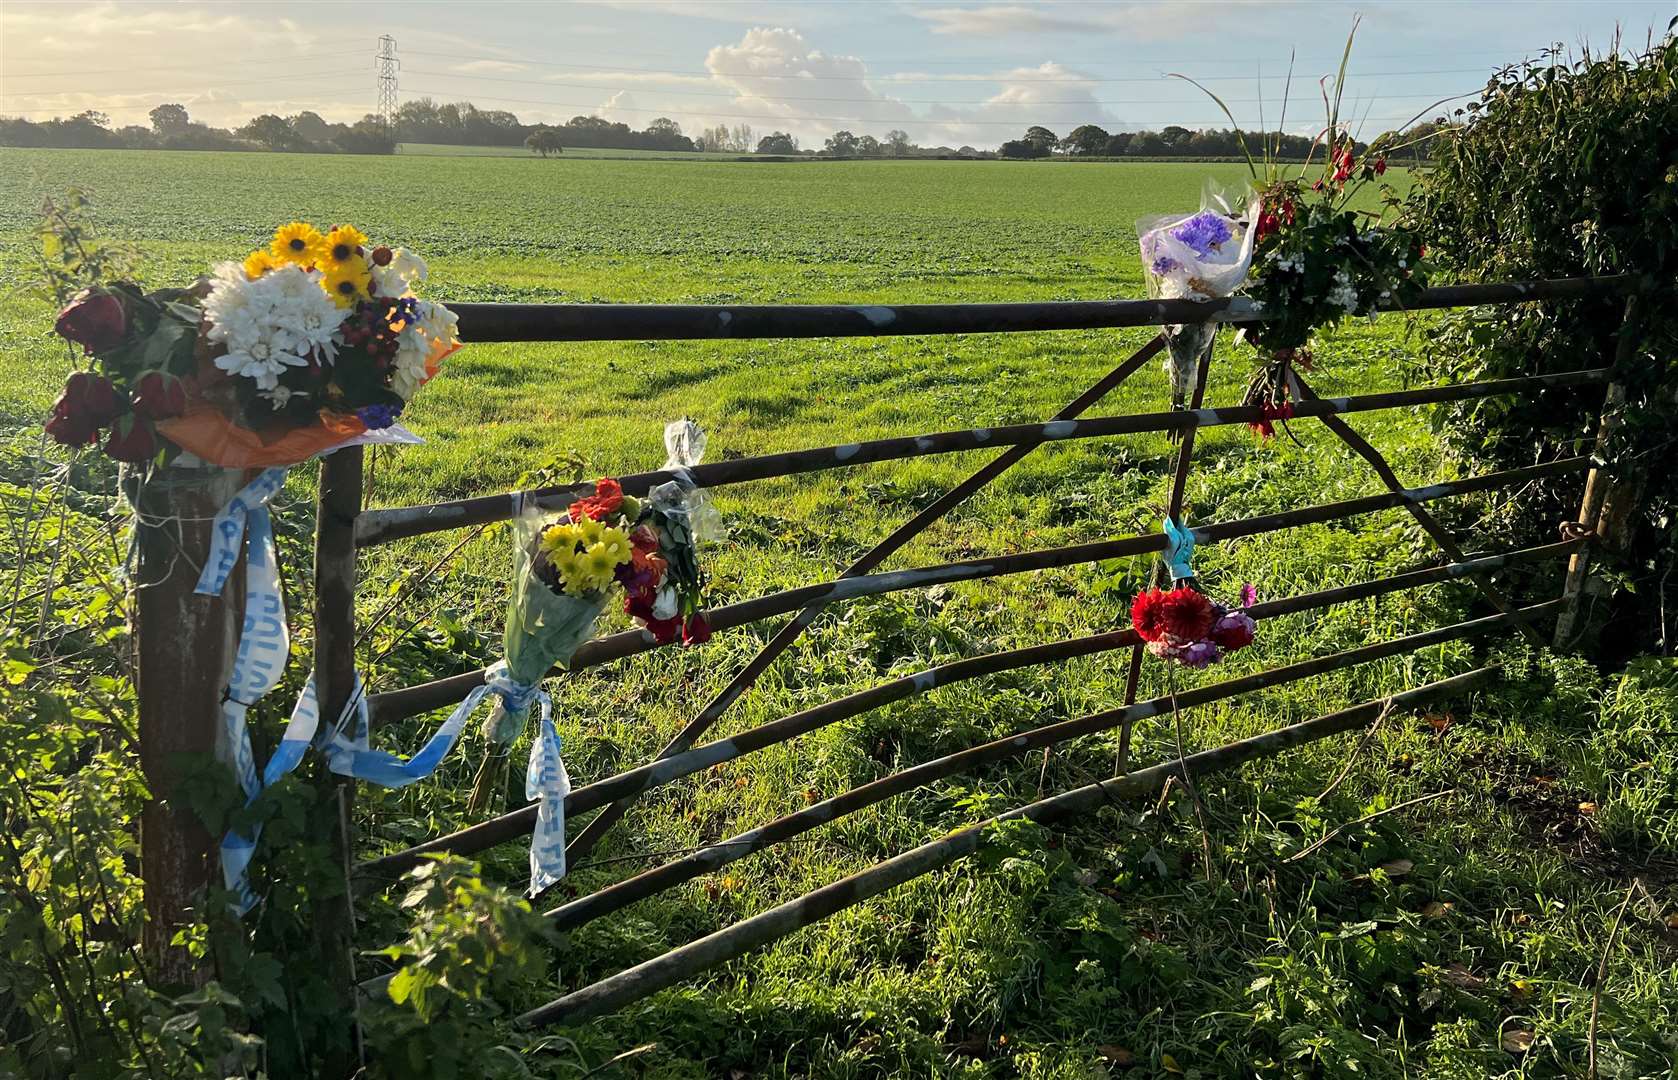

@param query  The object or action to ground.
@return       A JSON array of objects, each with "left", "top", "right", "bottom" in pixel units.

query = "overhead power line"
[
  {"left": 401, "top": 66, "right": 1472, "bottom": 108},
  {"left": 403, "top": 47, "right": 1508, "bottom": 84},
  {"left": 0, "top": 49, "right": 368, "bottom": 81},
  {"left": 0, "top": 68, "right": 378, "bottom": 101},
  {"left": 402, "top": 85, "right": 1446, "bottom": 129}
]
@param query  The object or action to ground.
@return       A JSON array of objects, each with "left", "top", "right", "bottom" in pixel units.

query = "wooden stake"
[{"left": 132, "top": 464, "right": 245, "bottom": 987}]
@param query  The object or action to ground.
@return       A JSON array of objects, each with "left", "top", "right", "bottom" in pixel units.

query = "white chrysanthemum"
[
  {"left": 204, "top": 263, "right": 345, "bottom": 389},
  {"left": 204, "top": 262, "right": 259, "bottom": 342}
]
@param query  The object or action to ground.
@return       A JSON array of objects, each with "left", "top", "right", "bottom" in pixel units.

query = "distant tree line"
[
  {"left": 995, "top": 123, "right": 1445, "bottom": 161},
  {"left": 0, "top": 97, "right": 1451, "bottom": 161},
  {"left": 0, "top": 103, "right": 395, "bottom": 154}
]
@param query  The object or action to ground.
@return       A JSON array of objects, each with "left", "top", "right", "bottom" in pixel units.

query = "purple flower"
[
  {"left": 1151, "top": 255, "right": 1181, "bottom": 276},
  {"left": 357, "top": 402, "right": 402, "bottom": 430},
  {"left": 1239, "top": 582, "right": 1258, "bottom": 609},
  {"left": 1170, "top": 212, "right": 1233, "bottom": 258},
  {"left": 1178, "top": 640, "right": 1223, "bottom": 669}
]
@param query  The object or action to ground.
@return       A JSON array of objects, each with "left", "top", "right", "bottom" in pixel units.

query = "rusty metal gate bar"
[{"left": 304, "top": 275, "right": 1636, "bottom": 1023}]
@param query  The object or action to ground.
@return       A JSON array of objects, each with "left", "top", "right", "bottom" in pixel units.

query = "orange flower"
[{"left": 569, "top": 476, "right": 624, "bottom": 521}]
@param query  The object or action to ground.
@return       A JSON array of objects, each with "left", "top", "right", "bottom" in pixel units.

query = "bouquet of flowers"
[
  {"left": 1137, "top": 191, "right": 1258, "bottom": 411},
  {"left": 1238, "top": 154, "right": 1425, "bottom": 434},
  {"left": 1131, "top": 582, "right": 1257, "bottom": 669},
  {"left": 45, "top": 221, "right": 458, "bottom": 467},
  {"left": 1167, "top": 21, "right": 1429, "bottom": 438},
  {"left": 468, "top": 422, "right": 714, "bottom": 813}
]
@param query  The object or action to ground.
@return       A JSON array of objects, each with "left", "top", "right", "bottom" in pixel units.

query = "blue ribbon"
[
  {"left": 323, "top": 661, "right": 532, "bottom": 789},
  {"left": 1162, "top": 515, "right": 1197, "bottom": 582},
  {"left": 525, "top": 708, "right": 571, "bottom": 897},
  {"left": 320, "top": 661, "right": 569, "bottom": 898},
  {"left": 197, "top": 468, "right": 313, "bottom": 914}
]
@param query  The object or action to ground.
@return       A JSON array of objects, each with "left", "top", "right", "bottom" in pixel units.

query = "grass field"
[
  {"left": 397, "top": 142, "right": 753, "bottom": 161},
  {"left": 2, "top": 147, "right": 1674, "bottom": 1078}
]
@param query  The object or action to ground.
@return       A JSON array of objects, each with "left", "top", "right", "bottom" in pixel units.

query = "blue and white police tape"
[
  {"left": 192, "top": 468, "right": 313, "bottom": 913},
  {"left": 1162, "top": 515, "right": 1197, "bottom": 582},
  {"left": 525, "top": 707, "right": 571, "bottom": 897},
  {"left": 320, "top": 661, "right": 569, "bottom": 898}
]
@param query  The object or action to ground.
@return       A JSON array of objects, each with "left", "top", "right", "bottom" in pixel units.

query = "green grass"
[
  {"left": 1, "top": 147, "right": 1673, "bottom": 1078},
  {"left": 397, "top": 142, "right": 752, "bottom": 161}
]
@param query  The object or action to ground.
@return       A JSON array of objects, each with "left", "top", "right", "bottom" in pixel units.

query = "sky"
[{"left": 2, "top": 1, "right": 1673, "bottom": 149}]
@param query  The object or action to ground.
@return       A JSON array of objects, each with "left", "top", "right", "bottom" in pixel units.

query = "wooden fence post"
[
  {"left": 313, "top": 447, "right": 363, "bottom": 1073},
  {"left": 1554, "top": 296, "right": 1641, "bottom": 648},
  {"left": 132, "top": 465, "right": 246, "bottom": 986}
]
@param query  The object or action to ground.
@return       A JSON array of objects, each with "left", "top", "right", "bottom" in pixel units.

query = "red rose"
[
  {"left": 643, "top": 616, "right": 680, "bottom": 644},
  {"left": 630, "top": 524, "right": 660, "bottom": 553},
  {"left": 103, "top": 415, "right": 156, "bottom": 463},
  {"left": 131, "top": 371, "right": 187, "bottom": 420},
  {"left": 54, "top": 288, "right": 127, "bottom": 355},
  {"left": 72, "top": 371, "right": 124, "bottom": 425},
  {"left": 1210, "top": 612, "right": 1256, "bottom": 650},
  {"left": 682, "top": 613, "right": 711, "bottom": 646},
  {"left": 568, "top": 477, "right": 624, "bottom": 522},
  {"left": 44, "top": 371, "right": 124, "bottom": 446},
  {"left": 45, "top": 396, "right": 98, "bottom": 446}
]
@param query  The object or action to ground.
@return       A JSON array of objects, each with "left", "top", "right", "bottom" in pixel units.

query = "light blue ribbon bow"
[
  {"left": 321, "top": 661, "right": 569, "bottom": 898},
  {"left": 1162, "top": 515, "right": 1197, "bottom": 582}
]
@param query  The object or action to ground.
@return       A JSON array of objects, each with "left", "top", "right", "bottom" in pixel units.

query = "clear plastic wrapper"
[{"left": 1136, "top": 185, "right": 1258, "bottom": 408}]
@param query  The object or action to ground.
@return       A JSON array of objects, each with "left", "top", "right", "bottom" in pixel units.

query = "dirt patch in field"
[{"left": 1462, "top": 748, "right": 1678, "bottom": 888}]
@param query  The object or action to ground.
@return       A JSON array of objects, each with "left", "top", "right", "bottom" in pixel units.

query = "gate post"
[
  {"left": 132, "top": 465, "right": 246, "bottom": 986},
  {"left": 313, "top": 446, "right": 364, "bottom": 1072},
  {"left": 1554, "top": 296, "right": 1640, "bottom": 647}
]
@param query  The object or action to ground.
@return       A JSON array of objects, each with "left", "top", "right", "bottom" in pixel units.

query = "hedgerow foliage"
[{"left": 1405, "top": 24, "right": 1678, "bottom": 654}]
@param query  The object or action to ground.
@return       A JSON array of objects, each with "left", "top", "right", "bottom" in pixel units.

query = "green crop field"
[
  {"left": 1, "top": 147, "right": 1673, "bottom": 1078},
  {"left": 397, "top": 142, "right": 753, "bottom": 161}
]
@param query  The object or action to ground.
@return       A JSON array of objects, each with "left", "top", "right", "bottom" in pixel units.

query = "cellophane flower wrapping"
[
  {"left": 1136, "top": 187, "right": 1258, "bottom": 406},
  {"left": 481, "top": 507, "right": 612, "bottom": 753}
]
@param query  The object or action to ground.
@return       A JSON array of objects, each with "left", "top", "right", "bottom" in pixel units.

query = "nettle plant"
[{"left": 1175, "top": 22, "right": 1436, "bottom": 436}]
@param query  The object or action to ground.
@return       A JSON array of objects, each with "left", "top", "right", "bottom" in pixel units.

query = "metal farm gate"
[{"left": 259, "top": 276, "right": 1633, "bottom": 1024}]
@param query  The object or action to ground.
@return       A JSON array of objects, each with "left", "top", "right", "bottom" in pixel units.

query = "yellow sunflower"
[
  {"left": 270, "top": 221, "right": 328, "bottom": 267},
  {"left": 320, "top": 254, "right": 372, "bottom": 309},
  {"left": 242, "top": 249, "right": 279, "bottom": 280},
  {"left": 323, "top": 224, "right": 370, "bottom": 266}
]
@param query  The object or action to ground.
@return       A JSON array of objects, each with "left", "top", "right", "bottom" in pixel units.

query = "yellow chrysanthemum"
[
  {"left": 541, "top": 522, "right": 582, "bottom": 555},
  {"left": 270, "top": 221, "right": 328, "bottom": 266},
  {"left": 242, "top": 249, "right": 279, "bottom": 280},
  {"left": 320, "top": 255, "right": 372, "bottom": 309},
  {"left": 597, "top": 527, "right": 631, "bottom": 565},
  {"left": 323, "top": 224, "right": 370, "bottom": 265},
  {"left": 577, "top": 515, "right": 605, "bottom": 546}
]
